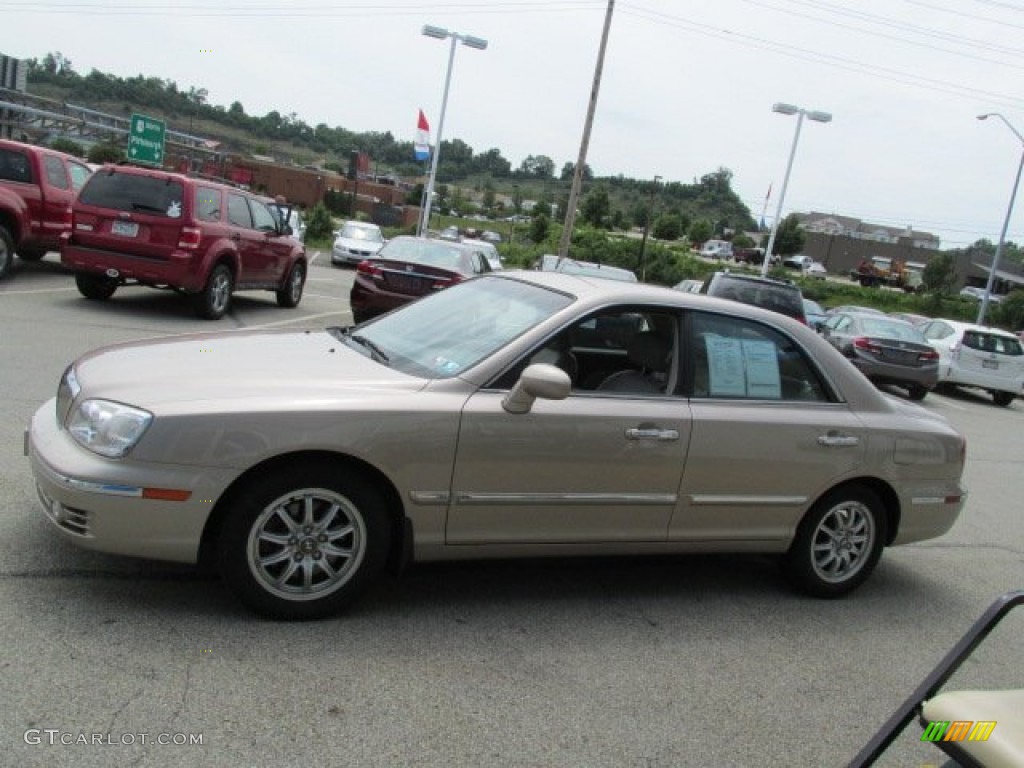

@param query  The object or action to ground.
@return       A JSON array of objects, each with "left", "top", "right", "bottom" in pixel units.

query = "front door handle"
[
  {"left": 626, "top": 427, "right": 679, "bottom": 441},
  {"left": 817, "top": 432, "right": 860, "bottom": 447}
]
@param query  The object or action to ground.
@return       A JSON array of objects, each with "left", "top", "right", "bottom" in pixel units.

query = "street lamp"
[
  {"left": 975, "top": 113, "right": 1024, "bottom": 325},
  {"left": 760, "top": 102, "right": 832, "bottom": 277},
  {"left": 417, "top": 25, "right": 488, "bottom": 237},
  {"left": 638, "top": 174, "right": 662, "bottom": 281}
]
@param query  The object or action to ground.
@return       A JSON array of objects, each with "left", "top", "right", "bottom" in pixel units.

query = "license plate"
[
  {"left": 387, "top": 275, "right": 422, "bottom": 293},
  {"left": 982, "top": 359, "right": 999, "bottom": 369},
  {"left": 111, "top": 221, "right": 139, "bottom": 237}
]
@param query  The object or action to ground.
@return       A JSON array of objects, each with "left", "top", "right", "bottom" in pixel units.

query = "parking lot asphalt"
[{"left": 1, "top": 254, "right": 1022, "bottom": 768}]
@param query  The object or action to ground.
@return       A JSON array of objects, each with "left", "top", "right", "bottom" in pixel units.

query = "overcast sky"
[{"left": 6, "top": 0, "right": 1024, "bottom": 249}]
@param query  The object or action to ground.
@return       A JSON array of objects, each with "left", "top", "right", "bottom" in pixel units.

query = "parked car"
[
  {"left": 804, "top": 261, "right": 827, "bottom": 279},
  {"left": 534, "top": 254, "right": 637, "bottom": 282},
  {"left": 461, "top": 237, "right": 503, "bottom": 271},
  {"left": 61, "top": 165, "right": 307, "bottom": 319},
  {"left": 826, "top": 305, "right": 885, "bottom": 316},
  {"left": 673, "top": 278, "right": 704, "bottom": 294},
  {"left": 331, "top": 221, "right": 385, "bottom": 266},
  {"left": 920, "top": 318, "right": 1024, "bottom": 406},
  {"left": 821, "top": 313, "right": 939, "bottom": 400},
  {"left": 783, "top": 254, "right": 813, "bottom": 270},
  {"left": 701, "top": 271, "right": 807, "bottom": 324},
  {"left": 26, "top": 271, "right": 967, "bottom": 619},
  {"left": 349, "top": 235, "right": 495, "bottom": 323},
  {"left": 699, "top": 239, "right": 733, "bottom": 260},
  {"left": 0, "top": 138, "right": 93, "bottom": 279},
  {"left": 959, "top": 285, "right": 1003, "bottom": 303},
  {"left": 803, "top": 298, "right": 827, "bottom": 331},
  {"left": 889, "top": 311, "right": 929, "bottom": 326}
]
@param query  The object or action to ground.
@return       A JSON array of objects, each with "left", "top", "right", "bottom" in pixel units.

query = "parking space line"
[
  {"left": 244, "top": 310, "right": 350, "bottom": 330},
  {"left": 0, "top": 287, "right": 77, "bottom": 295}
]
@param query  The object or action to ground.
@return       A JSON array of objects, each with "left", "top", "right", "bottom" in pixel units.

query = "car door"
[
  {"left": 226, "top": 192, "right": 269, "bottom": 284},
  {"left": 248, "top": 197, "right": 290, "bottom": 283},
  {"left": 671, "top": 310, "right": 867, "bottom": 542},
  {"left": 446, "top": 307, "right": 692, "bottom": 544}
]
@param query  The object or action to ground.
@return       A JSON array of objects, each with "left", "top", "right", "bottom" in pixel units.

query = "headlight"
[
  {"left": 56, "top": 365, "right": 81, "bottom": 426},
  {"left": 67, "top": 399, "right": 153, "bottom": 458}
]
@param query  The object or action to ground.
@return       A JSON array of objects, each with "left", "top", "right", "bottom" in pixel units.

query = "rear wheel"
[
  {"left": 992, "top": 391, "right": 1015, "bottom": 407},
  {"left": 218, "top": 464, "right": 392, "bottom": 620},
  {"left": 786, "top": 485, "right": 887, "bottom": 598},
  {"left": 907, "top": 385, "right": 928, "bottom": 401},
  {"left": 0, "top": 226, "right": 13, "bottom": 279},
  {"left": 193, "top": 263, "right": 233, "bottom": 320},
  {"left": 75, "top": 272, "right": 118, "bottom": 300},
  {"left": 276, "top": 261, "right": 305, "bottom": 308}
]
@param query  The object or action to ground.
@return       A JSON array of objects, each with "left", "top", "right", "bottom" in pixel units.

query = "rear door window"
[
  {"left": 79, "top": 172, "right": 185, "bottom": 218},
  {"left": 195, "top": 186, "right": 223, "bottom": 222},
  {"left": 43, "top": 155, "right": 70, "bottom": 189}
]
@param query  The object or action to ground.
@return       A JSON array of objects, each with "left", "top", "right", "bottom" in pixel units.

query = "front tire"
[
  {"left": 276, "top": 261, "right": 305, "bottom": 308},
  {"left": 193, "top": 263, "right": 233, "bottom": 320},
  {"left": 992, "top": 391, "right": 1015, "bottom": 407},
  {"left": 786, "top": 485, "right": 887, "bottom": 598},
  {"left": 75, "top": 272, "right": 118, "bottom": 300},
  {"left": 218, "top": 464, "right": 392, "bottom": 620},
  {"left": 0, "top": 226, "right": 13, "bottom": 279}
]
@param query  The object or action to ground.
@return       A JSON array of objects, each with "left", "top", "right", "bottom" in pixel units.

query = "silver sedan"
[{"left": 26, "top": 272, "right": 967, "bottom": 619}]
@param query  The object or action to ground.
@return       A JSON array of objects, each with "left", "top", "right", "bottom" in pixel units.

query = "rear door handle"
[{"left": 626, "top": 427, "right": 679, "bottom": 441}]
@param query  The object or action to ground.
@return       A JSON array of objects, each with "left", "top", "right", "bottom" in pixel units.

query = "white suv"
[{"left": 920, "top": 319, "right": 1024, "bottom": 406}]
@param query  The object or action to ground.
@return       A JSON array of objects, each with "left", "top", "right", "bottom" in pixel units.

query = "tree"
[
  {"left": 87, "top": 141, "right": 124, "bottom": 164},
  {"left": 304, "top": 203, "right": 334, "bottom": 241},
  {"left": 560, "top": 161, "right": 593, "bottom": 181},
  {"left": 529, "top": 213, "right": 550, "bottom": 243},
  {"left": 580, "top": 187, "right": 611, "bottom": 228},
  {"left": 921, "top": 251, "right": 958, "bottom": 298},
  {"left": 652, "top": 214, "right": 683, "bottom": 241},
  {"left": 771, "top": 214, "right": 805, "bottom": 257},
  {"left": 50, "top": 138, "right": 85, "bottom": 157},
  {"left": 517, "top": 155, "right": 555, "bottom": 179},
  {"left": 688, "top": 218, "right": 713, "bottom": 245}
]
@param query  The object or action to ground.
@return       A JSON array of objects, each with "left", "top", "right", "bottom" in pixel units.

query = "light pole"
[
  {"left": 976, "top": 113, "right": 1024, "bottom": 325},
  {"left": 638, "top": 174, "right": 662, "bottom": 281},
  {"left": 417, "top": 25, "right": 487, "bottom": 237},
  {"left": 760, "top": 102, "right": 832, "bottom": 277}
]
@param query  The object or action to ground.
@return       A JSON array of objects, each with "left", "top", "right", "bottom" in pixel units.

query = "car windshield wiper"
[{"left": 347, "top": 333, "right": 390, "bottom": 365}]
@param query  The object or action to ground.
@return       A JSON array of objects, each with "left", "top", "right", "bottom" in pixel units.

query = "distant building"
[{"left": 797, "top": 212, "right": 941, "bottom": 250}]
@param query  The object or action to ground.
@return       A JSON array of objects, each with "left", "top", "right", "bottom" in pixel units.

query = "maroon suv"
[{"left": 62, "top": 166, "right": 306, "bottom": 319}]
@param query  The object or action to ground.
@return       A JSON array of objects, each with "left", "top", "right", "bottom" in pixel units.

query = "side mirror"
[{"left": 502, "top": 363, "right": 571, "bottom": 414}]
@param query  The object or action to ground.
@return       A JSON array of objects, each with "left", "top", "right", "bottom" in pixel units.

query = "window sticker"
[
  {"left": 705, "top": 336, "right": 781, "bottom": 398},
  {"left": 167, "top": 200, "right": 182, "bottom": 218},
  {"left": 433, "top": 357, "right": 461, "bottom": 374}
]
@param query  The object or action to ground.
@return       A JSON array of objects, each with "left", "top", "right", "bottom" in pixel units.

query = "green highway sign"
[{"left": 127, "top": 113, "right": 166, "bottom": 166}]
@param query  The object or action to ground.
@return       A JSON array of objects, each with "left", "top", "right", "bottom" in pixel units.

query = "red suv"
[{"left": 62, "top": 166, "right": 306, "bottom": 319}]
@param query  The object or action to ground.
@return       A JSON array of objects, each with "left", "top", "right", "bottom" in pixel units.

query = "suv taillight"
[{"left": 178, "top": 226, "right": 202, "bottom": 250}]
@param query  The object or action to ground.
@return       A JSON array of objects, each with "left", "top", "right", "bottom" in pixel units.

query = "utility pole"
[
  {"left": 637, "top": 174, "right": 662, "bottom": 281},
  {"left": 557, "top": 0, "right": 615, "bottom": 261}
]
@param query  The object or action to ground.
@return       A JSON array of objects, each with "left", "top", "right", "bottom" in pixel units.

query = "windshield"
[
  {"left": 341, "top": 223, "right": 383, "bottom": 242},
  {"left": 343, "top": 276, "right": 573, "bottom": 378}
]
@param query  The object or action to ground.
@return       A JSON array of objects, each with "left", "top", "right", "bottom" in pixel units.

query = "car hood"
[{"left": 73, "top": 329, "right": 424, "bottom": 410}]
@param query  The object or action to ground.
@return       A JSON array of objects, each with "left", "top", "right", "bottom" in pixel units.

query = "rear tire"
[
  {"left": 276, "top": 261, "right": 305, "bottom": 308},
  {"left": 907, "top": 385, "right": 928, "bottom": 401},
  {"left": 218, "top": 464, "right": 392, "bottom": 620},
  {"left": 786, "top": 485, "right": 887, "bottom": 598},
  {"left": 193, "top": 263, "right": 233, "bottom": 320},
  {"left": 992, "top": 391, "right": 1015, "bottom": 407},
  {"left": 75, "top": 272, "right": 118, "bottom": 300},
  {"left": 0, "top": 226, "right": 13, "bottom": 279}
]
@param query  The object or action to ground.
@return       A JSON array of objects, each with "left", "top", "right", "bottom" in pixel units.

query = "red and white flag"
[{"left": 414, "top": 110, "right": 430, "bottom": 161}]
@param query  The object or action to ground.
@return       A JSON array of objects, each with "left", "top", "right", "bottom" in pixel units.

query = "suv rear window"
[
  {"left": 962, "top": 331, "right": 1023, "bottom": 356},
  {"left": 79, "top": 172, "right": 186, "bottom": 218},
  {"left": 704, "top": 273, "right": 805, "bottom": 322}
]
